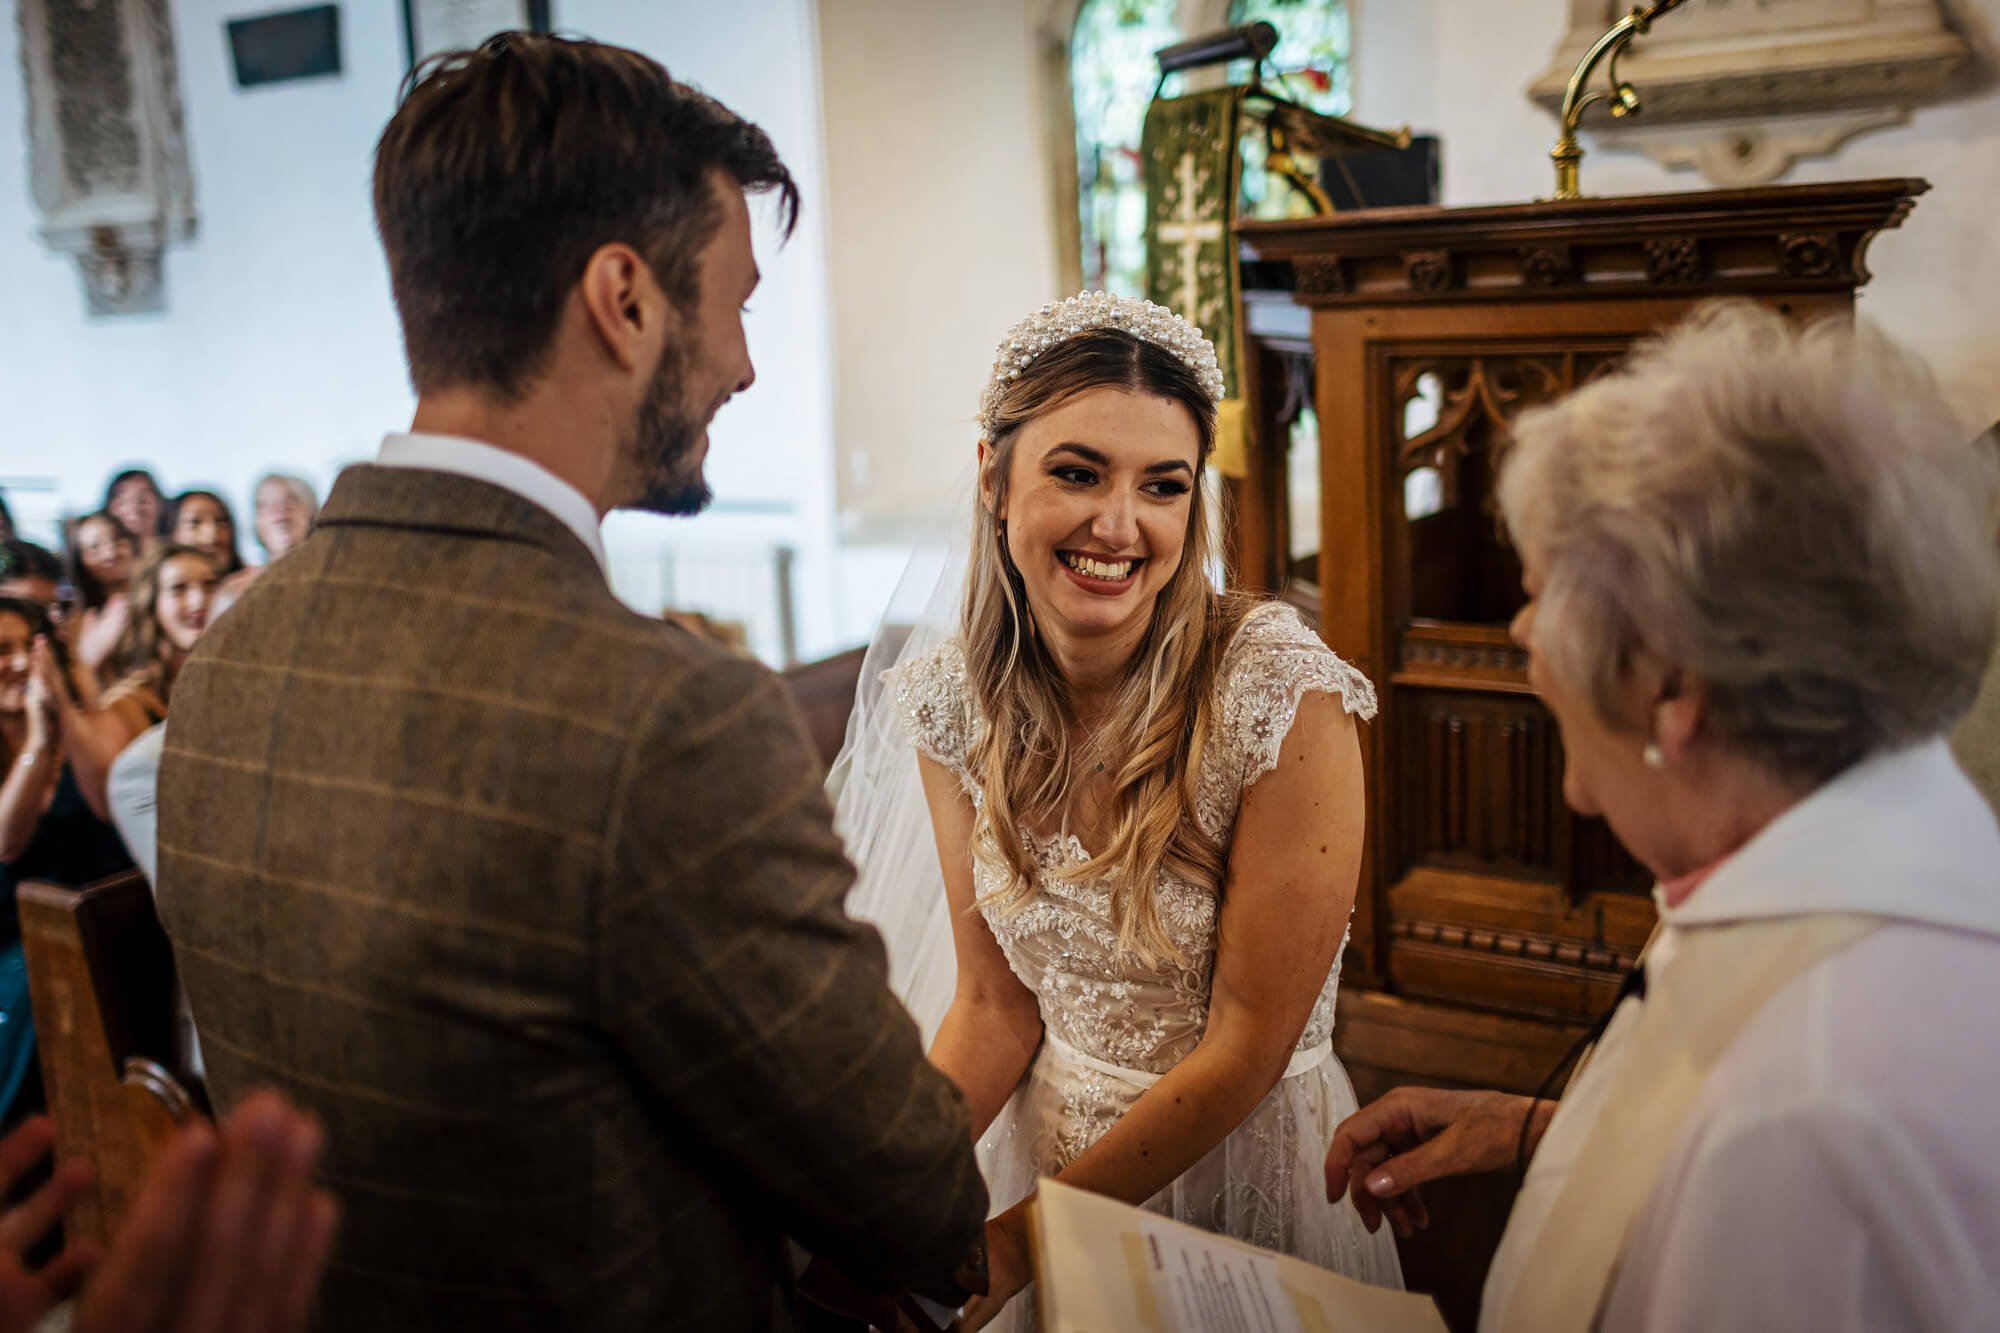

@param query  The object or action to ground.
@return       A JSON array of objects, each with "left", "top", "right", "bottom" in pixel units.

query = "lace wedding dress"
[{"left": 886, "top": 602, "right": 1405, "bottom": 1328}]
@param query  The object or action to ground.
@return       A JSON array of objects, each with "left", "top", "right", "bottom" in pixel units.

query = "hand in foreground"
[
  {"left": 959, "top": 1209, "right": 1031, "bottom": 1333},
  {"left": 75, "top": 1088, "right": 340, "bottom": 1333},
  {"left": 1323, "top": 1087, "right": 1549, "bottom": 1238},
  {"left": 0, "top": 1117, "right": 98, "bottom": 1332}
]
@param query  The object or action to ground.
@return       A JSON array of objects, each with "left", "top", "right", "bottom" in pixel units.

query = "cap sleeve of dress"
[
  {"left": 881, "top": 639, "right": 977, "bottom": 784},
  {"left": 1214, "top": 602, "right": 1377, "bottom": 800}
]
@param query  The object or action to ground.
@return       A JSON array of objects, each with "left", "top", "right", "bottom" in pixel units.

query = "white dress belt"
[{"left": 1042, "top": 1029, "right": 1333, "bottom": 1090}]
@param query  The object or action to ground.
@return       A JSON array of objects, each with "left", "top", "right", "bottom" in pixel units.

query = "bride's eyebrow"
[{"left": 1045, "top": 443, "right": 1192, "bottom": 476}]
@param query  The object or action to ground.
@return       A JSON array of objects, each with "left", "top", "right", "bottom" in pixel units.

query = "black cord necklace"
[{"left": 1514, "top": 961, "right": 1649, "bottom": 1183}]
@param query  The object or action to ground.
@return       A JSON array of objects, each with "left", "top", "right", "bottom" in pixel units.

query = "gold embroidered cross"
[{"left": 1156, "top": 151, "right": 1223, "bottom": 324}]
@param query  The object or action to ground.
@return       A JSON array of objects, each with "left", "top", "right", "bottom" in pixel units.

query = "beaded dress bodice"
[{"left": 889, "top": 603, "right": 1377, "bottom": 1085}]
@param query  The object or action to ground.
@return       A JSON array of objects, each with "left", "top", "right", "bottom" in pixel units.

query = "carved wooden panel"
[
  {"left": 1235, "top": 180, "right": 1917, "bottom": 1040},
  {"left": 1398, "top": 688, "right": 1561, "bottom": 882},
  {"left": 1239, "top": 179, "right": 1925, "bottom": 306},
  {"left": 1388, "top": 345, "right": 1633, "bottom": 631}
]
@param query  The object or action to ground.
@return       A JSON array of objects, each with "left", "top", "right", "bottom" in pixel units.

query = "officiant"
[{"left": 1323, "top": 302, "right": 2000, "bottom": 1332}]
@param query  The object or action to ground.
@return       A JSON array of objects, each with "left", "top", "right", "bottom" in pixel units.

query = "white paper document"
[
  {"left": 1032, "top": 1178, "right": 1447, "bottom": 1333},
  {"left": 1139, "top": 1216, "right": 1305, "bottom": 1333}
]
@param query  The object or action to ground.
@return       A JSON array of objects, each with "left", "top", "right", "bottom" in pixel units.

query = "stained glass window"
[
  {"left": 1071, "top": 0, "right": 1182, "bottom": 297},
  {"left": 1226, "top": 0, "right": 1351, "bottom": 117}
]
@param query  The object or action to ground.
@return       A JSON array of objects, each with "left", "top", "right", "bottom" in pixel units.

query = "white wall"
[
  {"left": 564, "top": 0, "right": 847, "bottom": 660},
  {"left": 1, "top": 0, "right": 850, "bottom": 660},
  {"left": 817, "top": 0, "right": 1062, "bottom": 541},
  {"left": 1416, "top": 0, "right": 2000, "bottom": 434},
  {"left": 1348, "top": 0, "right": 1438, "bottom": 134}
]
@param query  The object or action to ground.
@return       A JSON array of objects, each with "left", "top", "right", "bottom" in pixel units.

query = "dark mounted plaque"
[{"left": 226, "top": 5, "right": 341, "bottom": 88}]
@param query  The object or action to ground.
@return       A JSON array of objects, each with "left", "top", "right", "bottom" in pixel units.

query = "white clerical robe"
[{"left": 1482, "top": 738, "right": 2000, "bottom": 1332}]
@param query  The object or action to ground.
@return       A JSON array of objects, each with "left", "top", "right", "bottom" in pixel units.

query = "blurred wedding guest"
[
  {"left": 0, "top": 542, "right": 63, "bottom": 615},
  {"left": 221, "top": 473, "right": 320, "bottom": 600},
  {"left": 1324, "top": 304, "right": 2000, "bottom": 1332},
  {"left": 103, "top": 468, "right": 170, "bottom": 550},
  {"left": 252, "top": 473, "right": 317, "bottom": 561},
  {"left": 39, "top": 546, "right": 218, "bottom": 821},
  {"left": 1, "top": 541, "right": 100, "bottom": 711},
  {"left": 1949, "top": 426, "right": 2000, "bottom": 814},
  {"left": 0, "top": 1090, "right": 338, "bottom": 1333},
  {"left": 0, "top": 493, "right": 13, "bottom": 541},
  {"left": 0, "top": 598, "right": 135, "bottom": 1117},
  {"left": 107, "top": 718, "right": 192, "bottom": 1069},
  {"left": 105, "top": 571, "right": 251, "bottom": 1075},
  {"left": 108, "top": 570, "right": 248, "bottom": 888},
  {"left": 167, "top": 490, "right": 245, "bottom": 578},
  {"left": 64, "top": 510, "right": 140, "bottom": 687}
]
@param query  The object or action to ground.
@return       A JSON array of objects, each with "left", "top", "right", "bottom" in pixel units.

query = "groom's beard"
[{"left": 628, "top": 331, "right": 713, "bottom": 518}]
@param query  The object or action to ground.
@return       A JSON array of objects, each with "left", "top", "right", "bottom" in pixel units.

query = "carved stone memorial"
[{"left": 17, "top": 0, "right": 197, "bottom": 315}]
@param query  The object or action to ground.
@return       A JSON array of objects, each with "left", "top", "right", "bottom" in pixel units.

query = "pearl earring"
[{"left": 1642, "top": 743, "right": 1665, "bottom": 770}]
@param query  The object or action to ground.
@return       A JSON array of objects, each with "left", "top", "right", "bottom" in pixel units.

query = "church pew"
[
  {"left": 782, "top": 645, "right": 868, "bottom": 773},
  {"left": 18, "top": 872, "right": 205, "bottom": 1246}
]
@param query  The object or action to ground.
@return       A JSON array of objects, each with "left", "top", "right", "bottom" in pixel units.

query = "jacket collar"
[
  {"left": 1659, "top": 738, "right": 2000, "bottom": 940},
  {"left": 316, "top": 463, "right": 605, "bottom": 580}
]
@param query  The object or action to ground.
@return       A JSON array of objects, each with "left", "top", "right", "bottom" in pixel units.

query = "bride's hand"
[{"left": 958, "top": 1209, "right": 1032, "bottom": 1332}]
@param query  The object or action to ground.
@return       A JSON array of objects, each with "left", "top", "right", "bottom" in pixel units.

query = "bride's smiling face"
[{"left": 987, "top": 386, "right": 1202, "bottom": 645}]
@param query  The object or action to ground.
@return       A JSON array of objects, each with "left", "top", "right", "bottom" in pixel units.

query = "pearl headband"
[{"left": 979, "top": 290, "right": 1225, "bottom": 437}]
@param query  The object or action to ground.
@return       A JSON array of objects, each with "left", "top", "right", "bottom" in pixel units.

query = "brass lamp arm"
[{"left": 1549, "top": 0, "right": 1689, "bottom": 199}]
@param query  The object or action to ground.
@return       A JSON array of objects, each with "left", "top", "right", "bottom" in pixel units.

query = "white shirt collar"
[
  {"left": 1658, "top": 738, "right": 2000, "bottom": 940},
  {"left": 375, "top": 432, "right": 608, "bottom": 577}
]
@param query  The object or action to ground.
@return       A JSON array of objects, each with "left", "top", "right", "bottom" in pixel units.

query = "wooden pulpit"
[
  {"left": 1230, "top": 180, "right": 1926, "bottom": 1326},
  {"left": 1235, "top": 177, "right": 1924, "bottom": 1067}
]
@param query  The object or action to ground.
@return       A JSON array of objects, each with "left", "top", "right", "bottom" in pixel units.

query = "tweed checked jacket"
[{"left": 155, "top": 465, "right": 988, "bottom": 1331}]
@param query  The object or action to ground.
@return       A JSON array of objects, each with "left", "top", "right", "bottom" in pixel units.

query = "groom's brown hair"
[{"left": 373, "top": 32, "right": 798, "bottom": 399}]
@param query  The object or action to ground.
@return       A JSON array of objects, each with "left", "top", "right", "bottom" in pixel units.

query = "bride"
[{"left": 834, "top": 292, "right": 1403, "bottom": 1329}]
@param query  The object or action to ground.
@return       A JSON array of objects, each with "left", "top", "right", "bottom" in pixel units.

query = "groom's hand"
[
  {"left": 797, "top": 1257, "right": 940, "bottom": 1332},
  {"left": 1324, "top": 1087, "right": 1550, "bottom": 1237}
]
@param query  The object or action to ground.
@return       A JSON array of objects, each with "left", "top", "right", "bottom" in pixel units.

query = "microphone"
[{"left": 1154, "top": 22, "right": 1278, "bottom": 77}]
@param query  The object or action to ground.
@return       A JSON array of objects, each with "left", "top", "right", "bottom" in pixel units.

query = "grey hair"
[
  {"left": 253, "top": 473, "right": 320, "bottom": 548},
  {"left": 1498, "top": 300, "right": 1999, "bottom": 784}
]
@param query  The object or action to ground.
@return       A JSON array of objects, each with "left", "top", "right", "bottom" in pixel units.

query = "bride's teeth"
[{"left": 1065, "top": 554, "right": 1131, "bottom": 580}]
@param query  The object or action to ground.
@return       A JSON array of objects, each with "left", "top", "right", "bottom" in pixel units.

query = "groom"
[{"left": 155, "top": 33, "right": 986, "bottom": 1331}]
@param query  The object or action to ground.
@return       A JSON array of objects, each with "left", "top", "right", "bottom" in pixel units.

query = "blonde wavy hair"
[
  {"left": 964, "top": 329, "right": 1253, "bottom": 964},
  {"left": 112, "top": 544, "right": 218, "bottom": 705}
]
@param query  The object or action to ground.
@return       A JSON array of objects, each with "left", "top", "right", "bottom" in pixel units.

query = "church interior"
[{"left": 3, "top": 1, "right": 1999, "bottom": 1329}]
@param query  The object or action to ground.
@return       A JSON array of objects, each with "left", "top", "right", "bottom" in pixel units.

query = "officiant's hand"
[
  {"left": 958, "top": 1209, "right": 1031, "bottom": 1332},
  {"left": 1324, "top": 1088, "right": 1554, "bottom": 1237}
]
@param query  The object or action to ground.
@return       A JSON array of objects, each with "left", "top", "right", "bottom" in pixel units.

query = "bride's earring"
[{"left": 1642, "top": 742, "right": 1665, "bottom": 770}]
